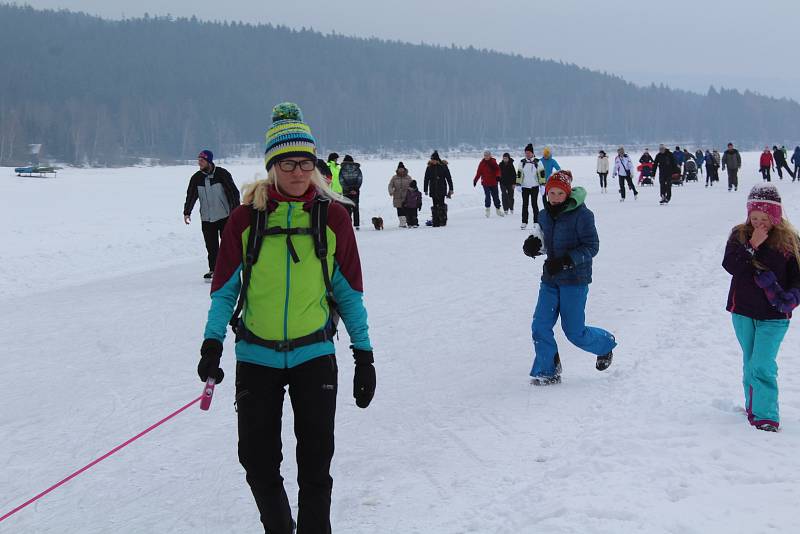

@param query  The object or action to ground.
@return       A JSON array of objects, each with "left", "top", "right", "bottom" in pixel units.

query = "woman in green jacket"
[{"left": 197, "top": 103, "right": 375, "bottom": 534}]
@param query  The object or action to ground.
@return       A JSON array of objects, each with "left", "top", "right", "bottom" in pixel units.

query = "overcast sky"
[{"left": 21, "top": 0, "right": 800, "bottom": 103}]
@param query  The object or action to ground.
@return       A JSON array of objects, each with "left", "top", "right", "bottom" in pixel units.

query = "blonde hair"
[
  {"left": 242, "top": 167, "right": 353, "bottom": 211},
  {"left": 732, "top": 216, "right": 800, "bottom": 270}
]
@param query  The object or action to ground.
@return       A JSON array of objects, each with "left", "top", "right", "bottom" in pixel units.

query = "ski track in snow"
[{"left": 2, "top": 154, "right": 800, "bottom": 533}]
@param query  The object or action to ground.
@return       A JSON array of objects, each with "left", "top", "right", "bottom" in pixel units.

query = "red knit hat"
[{"left": 545, "top": 170, "right": 573, "bottom": 196}]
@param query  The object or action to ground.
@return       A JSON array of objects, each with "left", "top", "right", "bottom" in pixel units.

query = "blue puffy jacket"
[
  {"left": 541, "top": 156, "right": 561, "bottom": 181},
  {"left": 537, "top": 187, "right": 599, "bottom": 285},
  {"left": 791, "top": 147, "right": 800, "bottom": 167}
]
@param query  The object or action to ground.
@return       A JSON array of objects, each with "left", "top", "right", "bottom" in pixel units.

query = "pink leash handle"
[{"left": 199, "top": 377, "right": 216, "bottom": 411}]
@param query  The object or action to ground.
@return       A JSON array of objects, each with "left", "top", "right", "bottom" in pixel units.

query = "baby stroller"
[
  {"left": 638, "top": 162, "right": 654, "bottom": 186},
  {"left": 671, "top": 171, "right": 684, "bottom": 186},
  {"left": 683, "top": 159, "right": 698, "bottom": 182}
]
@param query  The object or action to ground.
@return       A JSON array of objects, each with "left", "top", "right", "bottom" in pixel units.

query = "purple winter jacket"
[
  {"left": 403, "top": 189, "right": 422, "bottom": 210},
  {"left": 722, "top": 233, "right": 800, "bottom": 320}
]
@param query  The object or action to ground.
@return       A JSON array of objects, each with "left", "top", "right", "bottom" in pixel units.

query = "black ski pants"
[
  {"left": 345, "top": 190, "right": 360, "bottom": 228},
  {"left": 618, "top": 174, "right": 637, "bottom": 199},
  {"left": 201, "top": 217, "right": 228, "bottom": 271},
  {"left": 236, "top": 357, "right": 338, "bottom": 534},
  {"left": 403, "top": 207, "right": 419, "bottom": 227},
  {"left": 521, "top": 187, "right": 539, "bottom": 225},
  {"left": 597, "top": 172, "right": 608, "bottom": 189},
  {"left": 707, "top": 165, "right": 719, "bottom": 184},
  {"left": 760, "top": 166, "right": 772, "bottom": 182},
  {"left": 726, "top": 168, "right": 739, "bottom": 190},
  {"left": 499, "top": 183, "right": 515, "bottom": 212},
  {"left": 776, "top": 161, "right": 795, "bottom": 180},
  {"left": 658, "top": 172, "right": 672, "bottom": 202}
]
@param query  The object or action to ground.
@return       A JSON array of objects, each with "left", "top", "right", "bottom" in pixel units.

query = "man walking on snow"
[
  {"left": 183, "top": 150, "right": 240, "bottom": 281},
  {"left": 653, "top": 144, "right": 676, "bottom": 205},
  {"left": 773, "top": 145, "right": 796, "bottom": 180},
  {"left": 721, "top": 142, "right": 742, "bottom": 192}
]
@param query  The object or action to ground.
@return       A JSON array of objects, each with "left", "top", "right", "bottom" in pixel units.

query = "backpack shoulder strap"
[
  {"left": 229, "top": 206, "right": 267, "bottom": 331},
  {"left": 312, "top": 197, "right": 340, "bottom": 327},
  {"left": 312, "top": 198, "right": 334, "bottom": 298}
]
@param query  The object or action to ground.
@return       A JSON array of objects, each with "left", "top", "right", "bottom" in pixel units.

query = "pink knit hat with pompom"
[{"left": 747, "top": 184, "right": 782, "bottom": 225}]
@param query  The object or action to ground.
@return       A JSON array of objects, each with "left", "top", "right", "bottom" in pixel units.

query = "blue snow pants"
[
  {"left": 731, "top": 313, "right": 789, "bottom": 428},
  {"left": 530, "top": 282, "right": 617, "bottom": 377},
  {"left": 483, "top": 185, "right": 501, "bottom": 209}
]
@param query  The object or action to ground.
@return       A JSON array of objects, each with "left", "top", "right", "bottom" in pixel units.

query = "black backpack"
[{"left": 229, "top": 197, "right": 339, "bottom": 352}]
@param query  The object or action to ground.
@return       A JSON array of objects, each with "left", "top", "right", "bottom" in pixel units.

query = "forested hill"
[{"left": 1, "top": 4, "right": 798, "bottom": 165}]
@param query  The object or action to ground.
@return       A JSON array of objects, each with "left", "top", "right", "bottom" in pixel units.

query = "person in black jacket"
[
  {"left": 424, "top": 151, "right": 454, "bottom": 226},
  {"left": 339, "top": 154, "right": 364, "bottom": 229},
  {"left": 653, "top": 144, "right": 676, "bottom": 205},
  {"left": 773, "top": 145, "right": 796, "bottom": 180},
  {"left": 498, "top": 152, "right": 517, "bottom": 215},
  {"left": 721, "top": 143, "right": 742, "bottom": 191},
  {"left": 183, "top": 149, "right": 240, "bottom": 280}
]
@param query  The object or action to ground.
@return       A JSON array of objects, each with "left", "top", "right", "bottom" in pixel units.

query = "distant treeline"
[{"left": 1, "top": 4, "right": 799, "bottom": 166}]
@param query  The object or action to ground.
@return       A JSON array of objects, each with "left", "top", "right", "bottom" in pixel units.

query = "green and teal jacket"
[{"left": 204, "top": 185, "right": 371, "bottom": 368}]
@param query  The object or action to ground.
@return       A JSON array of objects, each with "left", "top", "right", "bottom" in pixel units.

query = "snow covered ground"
[{"left": 2, "top": 152, "right": 800, "bottom": 533}]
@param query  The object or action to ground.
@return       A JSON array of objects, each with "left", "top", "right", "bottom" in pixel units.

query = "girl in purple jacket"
[{"left": 722, "top": 184, "right": 800, "bottom": 432}]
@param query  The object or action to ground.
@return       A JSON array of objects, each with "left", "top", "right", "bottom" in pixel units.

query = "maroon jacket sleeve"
[
  {"left": 327, "top": 201, "right": 364, "bottom": 292},
  {"left": 210, "top": 205, "right": 250, "bottom": 293}
]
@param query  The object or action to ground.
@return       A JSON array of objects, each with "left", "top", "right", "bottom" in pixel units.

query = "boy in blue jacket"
[{"left": 522, "top": 170, "right": 617, "bottom": 385}]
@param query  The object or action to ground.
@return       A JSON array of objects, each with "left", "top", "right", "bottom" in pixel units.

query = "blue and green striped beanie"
[{"left": 264, "top": 102, "right": 317, "bottom": 170}]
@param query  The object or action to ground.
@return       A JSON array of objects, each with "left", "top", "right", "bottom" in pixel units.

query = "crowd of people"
[
  {"left": 180, "top": 107, "right": 800, "bottom": 531},
  {"left": 598, "top": 144, "right": 740, "bottom": 204}
]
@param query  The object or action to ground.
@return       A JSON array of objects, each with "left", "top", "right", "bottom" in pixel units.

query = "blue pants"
[
  {"left": 731, "top": 313, "right": 789, "bottom": 427},
  {"left": 530, "top": 282, "right": 617, "bottom": 377},
  {"left": 483, "top": 185, "right": 501, "bottom": 208}
]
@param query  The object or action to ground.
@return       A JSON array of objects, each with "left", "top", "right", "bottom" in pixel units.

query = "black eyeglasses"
[{"left": 277, "top": 159, "right": 316, "bottom": 172}]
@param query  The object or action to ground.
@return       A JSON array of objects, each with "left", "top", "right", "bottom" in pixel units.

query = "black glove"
[
  {"left": 523, "top": 235, "right": 542, "bottom": 257},
  {"left": 352, "top": 349, "right": 376, "bottom": 409},
  {"left": 198, "top": 339, "right": 224, "bottom": 383},
  {"left": 544, "top": 255, "right": 573, "bottom": 276}
]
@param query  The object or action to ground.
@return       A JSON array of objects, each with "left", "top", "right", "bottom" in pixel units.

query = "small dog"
[{"left": 371, "top": 216, "right": 384, "bottom": 230}]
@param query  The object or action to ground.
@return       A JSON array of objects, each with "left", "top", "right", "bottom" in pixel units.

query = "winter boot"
[
  {"left": 530, "top": 375, "right": 561, "bottom": 386},
  {"left": 596, "top": 350, "right": 613, "bottom": 371},
  {"left": 485, "top": 208, "right": 491, "bottom": 218},
  {"left": 520, "top": 223, "right": 527, "bottom": 230},
  {"left": 399, "top": 216, "right": 408, "bottom": 228},
  {"left": 203, "top": 271, "right": 214, "bottom": 282},
  {"left": 496, "top": 208, "right": 505, "bottom": 217},
  {"left": 756, "top": 423, "right": 778, "bottom": 432}
]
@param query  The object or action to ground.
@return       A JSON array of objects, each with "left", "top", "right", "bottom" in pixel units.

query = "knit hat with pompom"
[
  {"left": 747, "top": 184, "right": 782, "bottom": 225},
  {"left": 264, "top": 102, "right": 316, "bottom": 170},
  {"left": 545, "top": 170, "right": 573, "bottom": 197}
]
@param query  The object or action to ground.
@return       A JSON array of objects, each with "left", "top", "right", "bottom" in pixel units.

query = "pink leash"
[{"left": 0, "top": 379, "right": 216, "bottom": 524}]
